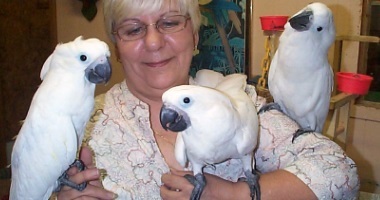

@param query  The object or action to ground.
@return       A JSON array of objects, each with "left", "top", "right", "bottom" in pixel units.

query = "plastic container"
[
  {"left": 260, "top": 16, "right": 288, "bottom": 31},
  {"left": 336, "top": 72, "right": 373, "bottom": 95}
]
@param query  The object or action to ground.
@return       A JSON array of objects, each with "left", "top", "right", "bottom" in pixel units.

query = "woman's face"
[{"left": 115, "top": 4, "right": 199, "bottom": 100}]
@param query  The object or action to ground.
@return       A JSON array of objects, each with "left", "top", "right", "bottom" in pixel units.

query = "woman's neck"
[
  {"left": 125, "top": 81, "right": 184, "bottom": 170},
  {"left": 123, "top": 80, "right": 168, "bottom": 131}
]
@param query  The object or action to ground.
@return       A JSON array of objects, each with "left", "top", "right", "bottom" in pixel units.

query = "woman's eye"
[
  {"left": 128, "top": 27, "right": 144, "bottom": 35},
  {"left": 160, "top": 20, "right": 180, "bottom": 29},
  {"left": 121, "top": 25, "right": 145, "bottom": 36}
]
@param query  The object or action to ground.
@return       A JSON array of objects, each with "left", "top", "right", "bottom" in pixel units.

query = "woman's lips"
[{"left": 145, "top": 58, "right": 171, "bottom": 68}]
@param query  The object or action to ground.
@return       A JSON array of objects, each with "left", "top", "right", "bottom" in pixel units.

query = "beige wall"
[
  {"left": 56, "top": 1, "right": 124, "bottom": 95},
  {"left": 349, "top": 105, "right": 380, "bottom": 193}
]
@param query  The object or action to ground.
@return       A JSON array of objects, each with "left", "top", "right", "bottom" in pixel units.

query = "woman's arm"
[
  {"left": 161, "top": 169, "right": 316, "bottom": 200},
  {"left": 255, "top": 170, "right": 316, "bottom": 200},
  {"left": 207, "top": 169, "right": 316, "bottom": 200},
  {"left": 256, "top": 109, "right": 359, "bottom": 199}
]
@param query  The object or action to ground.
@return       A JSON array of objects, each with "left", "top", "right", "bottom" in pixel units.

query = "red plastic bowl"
[
  {"left": 260, "top": 16, "right": 288, "bottom": 31},
  {"left": 336, "top": 72, "right": 373, "bottom": 95}
]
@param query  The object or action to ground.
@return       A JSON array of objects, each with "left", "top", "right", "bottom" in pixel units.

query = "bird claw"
[
  {"left": 54, "top": 159, "right": 88, "bottom": 192},
  {"left": 257, "top": 102, "right": 282, "bottom": 114},
  {"left": 184, "top": 173, "right": 207, "bottom": 200},
  {"left": 292, "top": 128, "right": 313, "bottom": 143},
  {"left": 240, "top": 170, "right": 261, "bottom": 200}
]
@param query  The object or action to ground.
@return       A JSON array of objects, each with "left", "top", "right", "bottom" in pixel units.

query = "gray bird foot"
[
  {"left": 292, "top": 128, "right": 313, "bottom": 143},
  {"left": 257, "top": 102, "right": 282, "bottom": 114},
  {"left": 54, "top": 159, "right": 88, "bottom": 192},
  {"left": 239, "top": 170, "right": 261, "bottom": 200},
  {"left": 184, "top": 173, "right": 207, "bottom": 200}
]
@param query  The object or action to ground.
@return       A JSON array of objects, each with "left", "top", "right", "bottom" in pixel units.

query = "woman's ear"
[
  {"left": 194, "top": 32, "right": 199, "bottom": 47},
  {"left": 115, "top": 44, "right": 121, "bottom": 63},
  {"left": 193, "top": 32, "right": 200, "bottom": 56}
]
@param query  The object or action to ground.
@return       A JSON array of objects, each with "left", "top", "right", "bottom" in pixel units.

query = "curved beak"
[
  {"left": 160, "top": 104, "right": 190, "bottom": 132},
  {"left": 85, "top": 56, "right": 112, "bottom": 84},
  {"left": 289, "top": 9, "right": 313, "bottom": 31}
]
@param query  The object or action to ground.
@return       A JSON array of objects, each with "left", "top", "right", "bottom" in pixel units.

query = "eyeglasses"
[{"left": 113, "top": 15, "right": 190, "bottom": 41}]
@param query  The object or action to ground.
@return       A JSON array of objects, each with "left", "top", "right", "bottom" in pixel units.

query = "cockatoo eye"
[
  {"left": 80, "top": 55, "right": 87, "bottom": 61},
  {"left": 317, "top": 27, "right": 323, "bottom": 32},
  {"left": 183, "top": 97, "right": 190, "bottom": 104}
]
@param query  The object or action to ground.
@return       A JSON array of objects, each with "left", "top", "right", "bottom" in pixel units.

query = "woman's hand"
[
  {"left": 160, "top": 169, "right": 247, "bottom": 200},
  {"left": 56, "top": 146, "right": 117, "bottom": 200},
  {"left": 160, "top": 169, "right": 194, "bottom": 200}
]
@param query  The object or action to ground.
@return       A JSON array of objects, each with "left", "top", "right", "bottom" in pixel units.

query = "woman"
[{"left": 57, "top": 0, "right": 359, "bottom": 199}]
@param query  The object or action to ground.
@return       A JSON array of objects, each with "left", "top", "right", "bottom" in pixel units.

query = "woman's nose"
[{"left": 144, "top": 25, "right": 164, "bottom": 51}]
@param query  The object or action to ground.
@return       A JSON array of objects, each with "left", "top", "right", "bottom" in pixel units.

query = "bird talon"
[
  {"left": 240, "top": 170, "right": 261, "bottom": 200},
  {"left": 292, "top": 128, "right": 313, "bottom": 143},
  {"left": 257, "top": 102, "right": 282, "bottom": 114},
  {"left": 184, "top": 174, "right": 206, "bottom": 200},
  {"left": 54, "top": 159, "right": 88, "bottom": 192},
  {"left": 70, "top": 159, "right": 86, "bottom": 171}
]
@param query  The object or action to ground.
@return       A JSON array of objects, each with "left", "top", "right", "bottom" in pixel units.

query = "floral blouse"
[{"left": 84, "top": 80, "right": 359, "bottom": 199}]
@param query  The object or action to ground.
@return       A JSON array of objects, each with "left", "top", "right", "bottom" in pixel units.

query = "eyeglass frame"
[{"left": 112, "top": 15, "right": 191, "bottom": 41}]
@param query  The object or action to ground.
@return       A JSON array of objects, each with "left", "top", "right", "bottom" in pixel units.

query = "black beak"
[
  {"left": 289, "top": 10, "right": 313, "bottom": 31},
  {"left": 160, "top": 104, "right": 190, "bottom": 132},
  {"left": 85, "top": 56, "right": 112, "bottom": 84}
]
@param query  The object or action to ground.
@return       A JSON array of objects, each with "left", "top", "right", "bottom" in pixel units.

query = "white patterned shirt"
[{"left": 85, "top": 80, "right": 359, "bottom": 199}]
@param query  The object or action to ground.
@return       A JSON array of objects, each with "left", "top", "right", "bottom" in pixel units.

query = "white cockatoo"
[
  {"left": 10, "top": 36, "right": 112, "bottom": 200},
  {"left": 262, "top": 2, "right": 335, "bottom": 141},
  {"left": 160, "top": 72, "right": 260, "bottom": 200}
]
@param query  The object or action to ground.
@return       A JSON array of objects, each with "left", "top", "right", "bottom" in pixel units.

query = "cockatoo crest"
[{"left": 40, "top": 36, "right": 111, "bottom": 82}]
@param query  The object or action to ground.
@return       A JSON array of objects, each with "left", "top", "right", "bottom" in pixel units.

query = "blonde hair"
[{"left": 103, "top": 0, "right": 201, "bottom": 43}]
